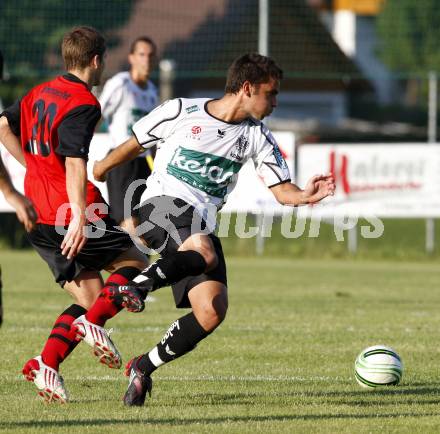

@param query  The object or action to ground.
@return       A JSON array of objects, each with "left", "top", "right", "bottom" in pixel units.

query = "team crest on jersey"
[
  {"left": 187, "top": 125, "right": 202, "bottom": 140},
  {"left": 230, "top": 135, "right": 249, "bottom": 161},
  {"left": 185, "top": 104, "right": 200, "bottom": 114}
]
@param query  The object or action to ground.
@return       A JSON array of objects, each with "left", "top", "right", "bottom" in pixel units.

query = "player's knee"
[
  {"left": 215, "top": 300, "right": 228, "bottom": 325},
  {"left": 196, "top": 295, "right": 228, "bottom": 332},
  {"left": 181, "top": 235, "right": 218, "bottom": 271},
  {"left": 74, "top": 292, "right": 99, "bottom": 310},
  {"left": 198, "top": 308, "right": 224, "bottom": 332}
]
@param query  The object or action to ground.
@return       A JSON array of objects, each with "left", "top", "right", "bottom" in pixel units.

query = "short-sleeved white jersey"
[
  {"left": 99, "top": 71, "right": 158, "bottom": 148},
  {"left": 132, "top": 98, "right": 291, "bottom": 229}
]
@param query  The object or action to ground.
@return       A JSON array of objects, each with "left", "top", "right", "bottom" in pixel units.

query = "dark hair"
[
  {"left": 129, "top": 36, "right": 157, "bottom": 55},
  {"left": 225, "top": 53, "right": 283, "bottom": 94},
  {"left": 62, "top": 26, "right": 106, "bottom": 71}
]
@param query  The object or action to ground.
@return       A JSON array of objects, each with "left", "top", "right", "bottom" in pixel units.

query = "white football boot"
[
  {"left": 73, "top": 315, "right": 122, "bottom": 369},
  {"left": 22, "top": 356, "right": 68, "bottom": 403}
]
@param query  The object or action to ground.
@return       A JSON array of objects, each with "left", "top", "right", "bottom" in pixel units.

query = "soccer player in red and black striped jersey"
[{"left": 0, "top": 26, "right": 147, "bottom": 403}]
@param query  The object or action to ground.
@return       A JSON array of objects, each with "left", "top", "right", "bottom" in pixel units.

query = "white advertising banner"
[
  {"left": 0, "top": 131, "right": 295, "bottom": 214},
  {"left": 297, "top": 144, "right": 440, "bottom": 218}
]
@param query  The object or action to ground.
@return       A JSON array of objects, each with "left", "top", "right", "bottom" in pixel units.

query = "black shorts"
[
  {"left": 107, "top": 156, "right": 152, "bottom": 223},
  {"left": 27, "top": 217, "right": 133, "bottom": 287},
  {"left": 137, "top": 196, "right": 227, "bottom": 309}
]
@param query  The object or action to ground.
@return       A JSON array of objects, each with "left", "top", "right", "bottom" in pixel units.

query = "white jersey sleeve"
[
  {"left": 132, "top": 98, "right": 183, "bottom": 149},
  {"left": 252, "top": 124, "right": 291, "bottom": 188},
  {"left": 99, "top": 76, "right": 124, "bottom": 120}
]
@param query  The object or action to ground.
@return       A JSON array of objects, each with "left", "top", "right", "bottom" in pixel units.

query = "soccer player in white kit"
[
  {"left": 0, "top": 156, "right": 37, "bottom": 327},
  {"left": 93, "top": 53, "right": 335, "bottom": 406},
  {"left": 99, "top": 36, "right": 158, "bottom": 234},
  {"left": 0, "top": 50, "right": 37, "bottom": 327}
]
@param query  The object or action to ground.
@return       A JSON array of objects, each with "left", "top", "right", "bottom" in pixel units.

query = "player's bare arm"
[
  {"left": 61, "top": 157, "right": 88, "bottom": 259},
  {"left": 0, "top": 155, "right": 36, "bottom": 231},
  {"left": 270, "top": 173, "right": 335, "bottom": 206},
  {"left": 0, "top": 116, "right": 26, "bottom": 167},
  {"left": 93, "top": 136, "right": 143, "bottom": 182}
]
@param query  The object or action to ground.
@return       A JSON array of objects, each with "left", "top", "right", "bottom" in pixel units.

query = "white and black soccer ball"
[{"left": 354, "top": 345, "right": 403, "bottom": 389}]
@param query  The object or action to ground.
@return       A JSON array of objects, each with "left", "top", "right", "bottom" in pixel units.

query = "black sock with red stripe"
[
  {"left": 40, "top": 304, "right": 86, "bottom": 370},
  {"left": 86, "top": 266, "right": 142, "bottom": 326}
]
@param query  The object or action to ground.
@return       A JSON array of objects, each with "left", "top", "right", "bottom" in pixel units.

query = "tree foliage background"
[
  {"left": 376, "top": 0, "right": 440, "bottom": 74},
  {"left": 0, "top": 0, "right": 134, "bottom": 104},
  {"left": 376, "top": 0, "right": 440, "bottom": 106}
]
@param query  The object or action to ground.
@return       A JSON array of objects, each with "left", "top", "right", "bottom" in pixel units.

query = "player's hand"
[
  {"left": 303, "top": 173, "right": 335, "bottom": 204},
  {"left": 93, "top": 160, "right": 107, "bottom": 182},
  {"left": 61, "top": 214, "right": 88, "bottom": 260},
  {"left": 5, "top": 190, "right": 37, "bottom": 232}
]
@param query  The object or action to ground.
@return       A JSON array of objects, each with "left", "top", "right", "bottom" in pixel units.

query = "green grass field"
[{"left": 1, "top": 249, "right": 440, "bottom": 433}]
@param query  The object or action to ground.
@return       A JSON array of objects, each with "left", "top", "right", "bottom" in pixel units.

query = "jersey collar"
[
  {"left": 204, "top": 99, "right": 245, "bottom": 126},
  {"left": 62, "top": 73, "right": 89, "bottom": 89}
]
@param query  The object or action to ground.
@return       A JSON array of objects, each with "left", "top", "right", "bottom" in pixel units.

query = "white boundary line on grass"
[
  {"left": 5, "top": 326, "right": 165, "bottom": 333},
  {"left": 4, "top": 374, "right": 346, "bottom": 382}
]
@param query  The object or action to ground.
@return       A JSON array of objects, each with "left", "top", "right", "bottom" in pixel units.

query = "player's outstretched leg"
[
  {"left": 108, "top": 251, "right": 207, "bottom": 313},
  {"left": 123, "top": 312, "right": 210, "bottom": 406},
  {"left": 40, "top": 304, "right": 86, "bottom": 369},
  {"left": 73, "top": 267, "right": 141, "bottom": 368},
  {"left": 73, "top": 315, "right": 122, "bottom": 369},
  {"left": 21, "top": 304, "right": 86, "bottom": 403}
]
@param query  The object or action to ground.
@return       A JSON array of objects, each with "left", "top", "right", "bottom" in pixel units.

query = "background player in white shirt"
[
  {"left": 0, "top": 50, "right": 37, "bottom": 328},
  {"left": 99, "top": 36, "right": 158, "bottom": 236},
  {"left": 0, "top": 156, "right": 37, "bottom": 327},
  {"left": 93, "top": 53, "right": 335, "bottom": 406}
]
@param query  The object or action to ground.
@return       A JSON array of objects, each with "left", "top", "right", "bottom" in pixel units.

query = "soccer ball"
[{"left": 354, "top": 345, "right": 403, "bottom": 389}]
